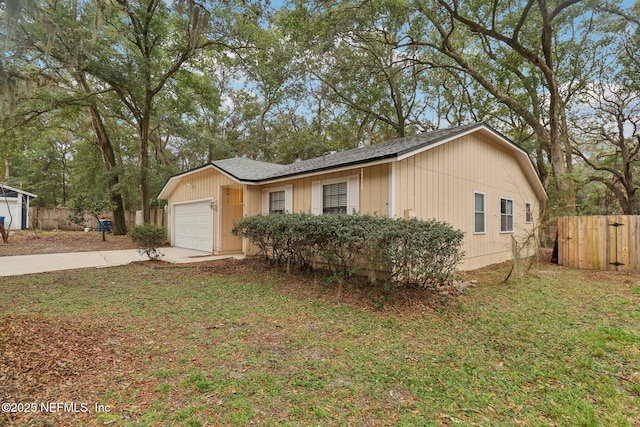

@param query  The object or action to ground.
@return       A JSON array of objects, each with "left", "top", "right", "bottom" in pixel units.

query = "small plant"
[{"left": 129, "top": 224, "right": 166, "bottom": 260}]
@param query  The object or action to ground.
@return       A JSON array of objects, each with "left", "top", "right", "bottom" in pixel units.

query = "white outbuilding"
[{"left": 0, "top": 184, "right": 37, "bottom": 230}]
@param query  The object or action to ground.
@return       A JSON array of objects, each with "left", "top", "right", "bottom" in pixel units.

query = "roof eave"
[
  {"left": 157, "top": 123, "right": 548, "bottom": 203},
  {"left": 258, "top": 153, "right": 399, "bottom": 184},
  {"left": 0, "top": 184, "right": 37, "bottom": 198},
  {"left": 157, "top": 163, "right": 269, "bottom": 200}
]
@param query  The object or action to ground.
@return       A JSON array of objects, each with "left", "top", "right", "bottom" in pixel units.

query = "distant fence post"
[
  {"left": 133, "top": 209, "right": 165, "bottom": 228},
  {"left": 558, "top": 215, "right": 640, "bottom": 271}
]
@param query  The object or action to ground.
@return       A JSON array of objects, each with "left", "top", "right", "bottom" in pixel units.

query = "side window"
[
  {"left": 312, "top": 175, "right": 359, "bottom": 215},
  {"left": 269, "top": 190, "right": 286, "bottom": 214},
  {"left": 474, "top": 191, "right": 486, "bottom": 234},
  {"left": 525, "top": 202, "right": 533, "bottom": 223},
  {"left": 323, "top": 182, "right": 348, "bottom": 214},
  {"left": 261, "top": 185, "right": 292, "bottom": 215},
  {"left": 500, "top": 197, "right": 514, "bottom": 233}
]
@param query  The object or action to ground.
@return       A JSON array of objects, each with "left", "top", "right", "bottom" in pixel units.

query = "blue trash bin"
[
  {"left": 0, "top": 216, "right": 4, "bottom": 228},
  {"left": 97, "top": 220, "right": 112, "bottom": 233}
]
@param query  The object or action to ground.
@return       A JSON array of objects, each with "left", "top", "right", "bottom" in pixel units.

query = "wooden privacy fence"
[
  {"left": 558, "top": 215, "right": 640, "bottom": 271},
  {"left": 29, "top": 207, "right": 166, "bottom": 232}
]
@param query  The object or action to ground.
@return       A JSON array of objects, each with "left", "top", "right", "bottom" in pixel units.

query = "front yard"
[
  {"left": 0, "top": 230, "right": 138, "bottom": 257},
  {"left": 1, "top": 258, "right": 639, "bottom": 426}
]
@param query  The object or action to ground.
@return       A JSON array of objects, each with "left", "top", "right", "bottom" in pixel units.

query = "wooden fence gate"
[{"left": 558, "top": 215, "right": 640, "bottom": 271}]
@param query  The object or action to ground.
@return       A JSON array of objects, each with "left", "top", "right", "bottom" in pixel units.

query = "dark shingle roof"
[
  {"left": 159, "top": 122, "right": 546, "bottom": 201},
  {"left": 211, "top": 123, "right": 484, "bottom": 182},
  {"left": 262, "top": 123, "right": 483, "bottom": 181},
  {"left": 211, "top": 158, "right": 288, "bottom": 181}
]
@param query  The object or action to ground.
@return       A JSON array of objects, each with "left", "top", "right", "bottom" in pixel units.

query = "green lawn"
[{"left": 1, "top": 260, "right": 639, "bottom": 426}]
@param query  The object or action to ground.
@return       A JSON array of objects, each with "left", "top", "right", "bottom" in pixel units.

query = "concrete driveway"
[{"left": 0, "top": 247, "right": 244, "bottom": 277}]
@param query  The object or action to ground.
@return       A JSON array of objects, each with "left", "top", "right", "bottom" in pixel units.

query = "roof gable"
[{"left": 158, "top": 123, "right": 547, "bottom": 201}]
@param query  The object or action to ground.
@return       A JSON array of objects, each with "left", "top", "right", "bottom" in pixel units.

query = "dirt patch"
[
  {"left": 0, "top": 314, "right": 154, "bottom": 426},
  {"left": 0, "top": 230, "right": 140, "bottom": 257}
]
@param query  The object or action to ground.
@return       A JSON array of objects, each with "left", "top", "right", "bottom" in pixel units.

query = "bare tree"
[{"left": 572, "top": 81, "right": 640, "bottom": 214}]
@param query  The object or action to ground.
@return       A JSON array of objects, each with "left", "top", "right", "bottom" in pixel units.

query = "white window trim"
[
  {"left": 473, "top": 191, "right": 486, "bottom": 235},
  {"left": 319, "top": 176, "right": 350, "bottom": 187},
  {"left": 312, "top": 175, "right": 359, "bottom": 215},
  {"left": 525, "top": 201, "right": 533, "bottom": 224},
  {"left": 500, "top": 197, "right": 515, "bottom": 234},
  {"left": 262, "top": 185, "right": 293, "bottom": 215},
  {"left": 269, "top": 189, "right": 286, "bottom": 213}
]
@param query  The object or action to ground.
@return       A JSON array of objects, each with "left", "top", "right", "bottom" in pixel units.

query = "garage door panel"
[{"left": 173, "top": 202, "right": 213, "bottom": 252}]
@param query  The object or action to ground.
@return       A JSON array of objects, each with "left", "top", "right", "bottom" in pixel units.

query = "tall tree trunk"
[
  {"left": 539, "top": 0, "right": 576, "bottom": 214},
  {"left": 422, "top": 0, "right": 578, "bottom": 214},
  {"left": 626, "top": 190, "right": 638, "bottom": 215},
  {"left": 78, "top": 73, "right": 127, "bottom": 234},
  {"left": 535, "top": 144, "right": 549, "bottom": 189},
  {"left": 87, "top": 106, "right": 128, "bottom": 235},
  {"left": 559, "top": 102, "right": 573, "bottom": 173},
  {"left": 3, "top": 154, "right": 9, "bottom": 181},
  {"left": 549, "top": 137, "right": 575, "bottom": 213},
  {"left": 140, "top": 109, "right": 151, "bottom": 224},
  {"left": 61, "top": 154, "right": 67, "bottom": 206}
]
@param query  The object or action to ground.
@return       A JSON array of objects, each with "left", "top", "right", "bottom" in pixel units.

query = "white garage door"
[{"left": 173, "top": 201, "right": 213, "bottom": 252}]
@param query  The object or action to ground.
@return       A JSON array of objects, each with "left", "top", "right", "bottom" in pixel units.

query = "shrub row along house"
[{"left": 158, "top": 123, "right": 547, "bottom": 270}]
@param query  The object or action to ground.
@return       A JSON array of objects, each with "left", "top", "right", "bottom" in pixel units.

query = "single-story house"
[
  {"left": 158, "top": 123, "right": 548, "bottom": 270},
  {"left": 0, "top": 184, "right": 37, "bottom": 230}
]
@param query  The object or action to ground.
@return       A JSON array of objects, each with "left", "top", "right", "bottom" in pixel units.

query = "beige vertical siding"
[
  {"left": 219, "top": 187, "right": 243, "bottom": 253},
  {"left": 255, "top": 164, "right": 390, "bottom": 216},
  {"left": 165, "top": 165, "right": 390, "bottom": 253},
  {"left": 243, "top": 185, "right": 262, "bottom": 255},
  {"left": 165, "top": 167, "right": 237, "bottom": 251},
  {"left": 394, "top": 132, "right": 541, "bottom": 270},
  {"left": 165, "top": 134, "right": 542, "bottom": 270}
]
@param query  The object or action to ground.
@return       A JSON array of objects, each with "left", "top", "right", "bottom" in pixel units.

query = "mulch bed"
[{"left": 0, "top": 315, "right": 153, "bottom": 426}]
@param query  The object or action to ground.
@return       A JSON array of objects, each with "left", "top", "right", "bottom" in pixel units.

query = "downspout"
[{"left": 389, "top": 162, "right": 396, "bottom": 218}]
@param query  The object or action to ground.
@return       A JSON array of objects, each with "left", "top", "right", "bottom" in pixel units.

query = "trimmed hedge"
[
  {"left": 129, "top": 223, "right": 166, "bottom": 260},
  {"left": 232, "top": 213, "right": 464, "bottom": 288}
]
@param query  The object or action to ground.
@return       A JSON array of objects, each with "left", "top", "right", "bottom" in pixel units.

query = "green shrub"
[
  {"left": 233, "top": 213, "right": 464, "bottom": 288},
  {"left": 129, "top": 224, "right": 166, "bottom": 261},
  {"left": 378, "top": 218, "right": 465, "bottom": 287}
]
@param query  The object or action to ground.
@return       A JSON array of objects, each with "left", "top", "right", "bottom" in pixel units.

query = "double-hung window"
[
  {"left": 501, "top": 197, "right": 514, "bottom": 233},
  {"left": 474, "top": 191, "right": 486, "bottom": 234},
  {"left": 311, "top": 175, "right": 359, "bottom": 215},
  {"left": 322, "top": 182, "right": 348, "bottom": 214},
  {"left": 269, "top": 190, "right": 286, "bottom": 214},
  {"left": 262, "top": 185, "right": 293, "bottom": 215}
]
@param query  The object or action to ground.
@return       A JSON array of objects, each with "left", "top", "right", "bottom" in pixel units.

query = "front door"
[{"left": 219, "top": 187, "right": 243, "bottom": 253}]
